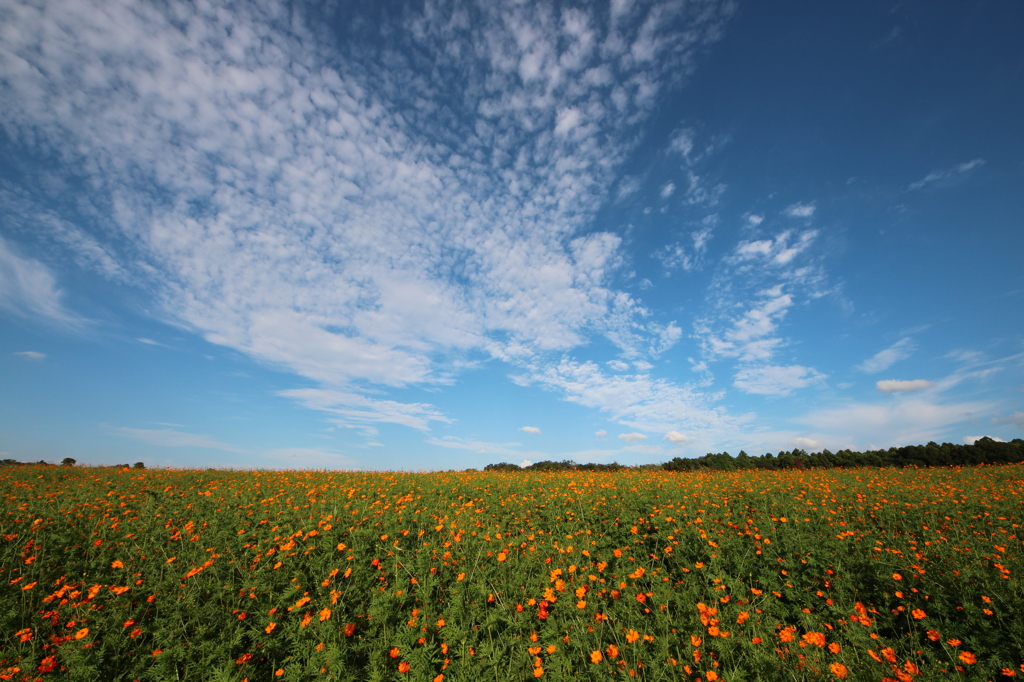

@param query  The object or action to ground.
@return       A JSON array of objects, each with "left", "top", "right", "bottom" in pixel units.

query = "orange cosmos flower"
[
  {"left": 606, "top": 644, "right": 619, "bottom": 659},
  {"left": 590, "top": 651, "right": 603, "bottom": 663},
  {"left": 398, "top": 662, "right": 411, "bottom": 673},
  {"left": 959, "top": 651, "right": 977, "bottom": 665},
  {"left": 802, "top": 632, "right": 826, "bottom": 647},
  {"left": 265, "top": 623, "right": 277, "bottom": 634},
  {"left": 911, "top": 609, "right": 926, "bottom": 619},
  {"left": 344, "top": 623, "right": 356, "bottom": 637},
  {"left": 830, "top": 662, "right": 849, "bottom": 678},
  {"left": 74, "top": 628, "right": 89, "bottom": 640},
  {"left": 390, "top": 647, "right": 401, "bottom": 658}
]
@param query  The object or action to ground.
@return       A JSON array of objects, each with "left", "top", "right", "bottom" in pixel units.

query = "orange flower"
[
  {"left": 533, "top": 666, "right": 544, "bottom": 677},
  {"left": 911, "top": 609, "right": 926, "bottom": 619},
  {"left": 892, "top": 573, "right": 902, "bottom": 581},
  {"left": 319, "top": 608, "right": 331, "bottom": 621},
  {"left": 398, "top": 662, "right": 411, "bottom": 673},
  {"left": 802, "top": 632, "right": 826, "bottom": 647},
  {"left": 590, "top": 651, "right": 603, "bottom": 663},
  {"left": 959, "top": 651, "right": 977, "bottom": 665},
  {"left": 111, "top": 560, "right": 124, "bottom": 568},
  {"left": 606, "top": 644, "right": 619, "bottom": 659},
  {"left": 275, "top": 669, "right": 284, "bottom": 677},
  {"left": 830, "top": 662, "right": 849, "bottom": 678},
  {"left": 828, "top": 642, "right": 841, "bottom": 654},
  {"left": 706, "top": 672, "right": 718, "bottom": 681},
  {"left": 926, "top": 629, "right": 940, "bottom": 641},
  {"left": 626, "top": 629, "right": 640, "bottom": 643},
  {"left": 74, "top": 628, "right": 89, "bottom": 640},
  {"left": 690, "top": 635, "right": 703, "bottom": 647},
  {"left": 344, "top": 623, "right": 356, "bottom": 637},
  {"left": 265, "top": 623, "right": 277, "bottom": 634},
  {"left": 390, "top": 647, "right": 401, "bottom": 659}
]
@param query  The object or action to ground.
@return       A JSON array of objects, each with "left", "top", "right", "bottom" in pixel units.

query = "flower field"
[{"left": 2, "top": 464, "right": 1022, "bottom": 681}]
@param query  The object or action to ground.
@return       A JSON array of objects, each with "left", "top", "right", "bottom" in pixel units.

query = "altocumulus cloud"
[{"left": 0, "top": 0, "right": 736, "bottom": 433}]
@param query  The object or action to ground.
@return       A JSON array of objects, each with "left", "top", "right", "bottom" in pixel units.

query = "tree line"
[{"left": 484, "top": 437, "right": 1024, "bottom": 473}]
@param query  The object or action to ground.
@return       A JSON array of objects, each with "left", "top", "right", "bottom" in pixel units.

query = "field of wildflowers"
[{"left": 2, "top": 464, "right": 1022, "bottom": 681}]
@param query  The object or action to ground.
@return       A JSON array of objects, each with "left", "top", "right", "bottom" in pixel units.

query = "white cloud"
[
  {"left": 595, "top": 429, "right": 607, "bottom": 437},
  {"left": 656, "top": 221, "right": 714, "bottom": 273},
  {"left": 789, "top": 437, "right": 822, "bottom": 450},
  {"left": 278, "top": 388, "right": 451, "bottom": 431},
  {"left": 616, "top": 175, "right": 642, "bottom": 201},
  {"left": 662, "top": 430, "right": 690, "bottom": 445},
  {"left": 607, "top": 360, "right": 630, "bottom": 371},
  {"left": 963, "top": 435, "right": 1005, "bottom": 445},
  {"left": 111, "top": 426, "right": 248, "bottom": 453},
  {"left": 669, "top": 128, "right": 694, "bottom": 158},
  {"left": 0, "top": 0, "right": 736, "bottom": 432},
  {"left": 858, "top": 338, "right": 915, "bottom": 373},
  {"left": 746, "top": 214, "right": 763, "bottom": 226},
  {"left": 519, "top": 459, "right": 533, "bottom": 468},
  {"left": 618, "top": 432, "right": 647, "bottom": 442},
  {"left": 660, "top": 182, "right": 676, "bottom": 198},
  {"left": 734, "top": 364, "right": 826, "bottom": 396},
  {"left": 14, "top": 351, "right": 45, "bottom": 360},
  {"left": 801, "top": 397, "right": 994, "bottom": 450},
  {"left": 700, "top": 286, "right": 793, "bottom": 362},
  {"left": 262, "top": 447, "right": 356, "bottom": 469},
  {"left": 520, "top": 426, "right": 541, "bottom": 434},
  {"left": 909, "top": 159, "right": 985, "bottom": 191},
  {"left": 783, "top": 202, "right": 816, "bottom": 219},
  {"left": 518, "top": 357, "right": 739, "bottom": 434},
  {"left": 0, "top": 235, "right": 81, "bottom": 327},
  {"left": 731, "top": 230, "right": 818, "bottom": 267},
  {"left": 876, "top": 379, "right": 933, "bottom": 393}
]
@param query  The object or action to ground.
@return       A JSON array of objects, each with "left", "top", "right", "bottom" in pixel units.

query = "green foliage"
[{"left": 0, "top": 464, "right": 1021, "bottom": 681}]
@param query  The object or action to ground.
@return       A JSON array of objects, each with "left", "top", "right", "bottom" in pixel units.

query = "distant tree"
[
  {"left": 483, "top": 462, "right": 520, "bottom": 472},
  {"left": 133, "top": 462, "right": 145, "bottom": 469},
  {"left": 62, "top": 457, "right": 77, "bottom": 466}
]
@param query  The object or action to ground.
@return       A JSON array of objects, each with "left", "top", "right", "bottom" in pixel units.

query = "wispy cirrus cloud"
[
  {"left": 734, "top": 364, "right": 826, "bottom": 397},
  {"left": 14, "top": 350, "right": 46, "bottom": 360},
  {"left": 857, "top": 337, "right": 915, "bottom": 373},
  {"left": 908, "top": 159, "right": 984, "bottom": 191},
  {"left": 0, "top": 0, "right": 736, "bottom": 431},
  {"left": 0, "top": 235, "right": 83, "bottom": 328},
  {"left": 110, "top": 426, "right": 248, "bottom": 453},
  {"left": 799, "top": 396, "right": 995, "bottom": 450}
]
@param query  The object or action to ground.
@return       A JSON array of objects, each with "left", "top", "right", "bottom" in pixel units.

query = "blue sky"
[{"left": 1, "top": 0, "right": 1022, "bottom": 470}]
